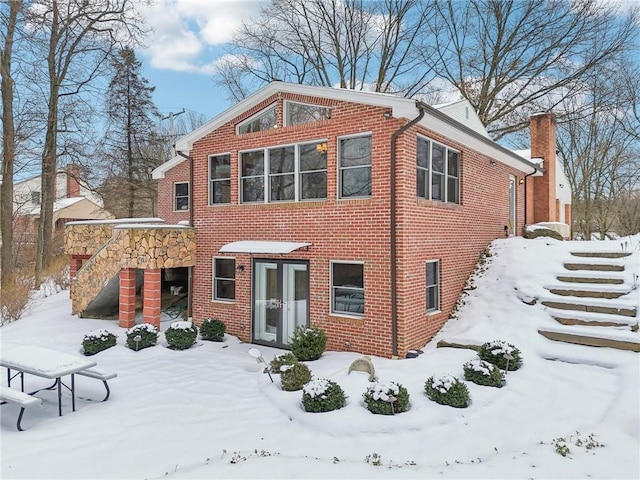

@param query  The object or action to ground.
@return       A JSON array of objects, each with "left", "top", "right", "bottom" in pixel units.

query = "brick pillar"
[
  {"left": 143, "top": 269, "right": 161, "bottom": 329},
  {"left": 69, "top": 255, "right": 89, "bottom": 297},
  {"left": 531, "top": 112, "right": 557, "bottom": 223},
  {"left": 66, "top": 164, "right": 81, "bottom": 197},
  {"left": 119, "top": 268, "right": 137, "bottom": 328}
]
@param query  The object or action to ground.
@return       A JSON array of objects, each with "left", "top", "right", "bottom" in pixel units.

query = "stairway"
[{"left": 538, "top": 251, "right": 640, "bottom": 352}]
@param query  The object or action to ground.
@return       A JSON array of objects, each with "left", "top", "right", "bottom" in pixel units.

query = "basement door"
[
  {"left": 252, "top": 260, "right": 309, "bottom": 348},
  {"left": 508, "top": 175, "right": 517, "bottom": 236}
]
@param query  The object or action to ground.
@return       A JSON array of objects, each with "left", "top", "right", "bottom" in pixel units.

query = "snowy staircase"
[{"left": 538, "top": 251, "right": 640, "bottom": 352}]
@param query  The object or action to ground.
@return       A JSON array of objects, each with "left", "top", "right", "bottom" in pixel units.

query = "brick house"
[{"left": 145, "top": 81, "right": 570, "bottom": 359}]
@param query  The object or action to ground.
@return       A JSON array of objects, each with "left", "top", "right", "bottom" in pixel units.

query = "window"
[
  {"left": 417, "top": 136, "right": 460, "bottom": 204},
  {"left": 237, "top": 105, "right": 277, "bottom": 134},
  {"left": 339, "top": 135, "right": 372, "bottom": 198},
  {"left": 209, "top": 154, "right": 231, "bottom": 204},
  {"left": 174, "top": 182, "right": 189, "bottom": 211},
  {"left": 331, "top": 262, "right": 364, "bottom": 316},
  {"left": 213, "top": 257, "right": 235, "bottom": 301},
  {"left": 240, "top": 141, "right": 327, "bottom": 203},
  {"left": 285, "top": 101, "right": 331, "bottom": 126},
  {"left": 426, "top": 260, "right": 440, "bottom": 312},
  {"left": 31, "top": 191, "right": 41, "bottom": 205}
]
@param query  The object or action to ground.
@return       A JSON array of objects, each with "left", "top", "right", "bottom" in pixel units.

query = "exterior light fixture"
[
  {"left": 519, "top": 177, "right": 525, "bottom": 185},
  {"left": 248, "top": 348, "right": 273, "bottom": 382},
  {"left": 236, "top": 265, "right": 245, "bottom": 272},
  {"left": 490, "top": 159, "right": 497, "bottom": 167}
]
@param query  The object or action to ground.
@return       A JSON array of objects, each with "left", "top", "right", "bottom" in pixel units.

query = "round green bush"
[
  {"left": 125, "top": 323, "right": 158, "bottom": 351},
  {"left": 82, "top": 329, "right": 117, "bottom": 356},
  {"left": 363, "top": 381, "right": 410, "bottom": 415},
  {"left": 463, "top": 359, "right": 505, "bottom": 387},
  {"left": 302, "top": 378, "right": 346, "bottom": 413},
  {"left": 478, "top": 340, "right": 523, "bottom": 371},
  {"left": 280, "top": 362, "right": 312, "bottom": 391},
  {"left": 290, "top": 326, "right": 327, "bottom": 361},
  {"left": 425, "top": 374, "right": 471, "bottom": 408},
  {"left": 270, "top": 352, "right": 298, "bottom": 373},
  {"left": 199, "top": 318, "right": 226, "bottom": 342},
  {"left": 165, "top": 321, "right": 198, "bottom": 350}
]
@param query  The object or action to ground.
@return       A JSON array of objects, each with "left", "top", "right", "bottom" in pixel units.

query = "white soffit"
[{"left": 219, "top": 240, "right": 312, "bottom": 254}]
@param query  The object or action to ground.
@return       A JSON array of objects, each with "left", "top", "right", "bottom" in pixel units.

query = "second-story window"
[
  {"left": 417, "top": 136, "right": 460, "bottom": 204},
  {"left": 174, "top": 182, "right": 189, "bottom": 211},
  {"left": 240, "top": 141, "right": 327, "bottom": 204},
  {"left": 339, "top": 134, "right": 372, "bottom": 199},
  {"left": 209, "top": 154, "right": 231, "bottom": 204}
]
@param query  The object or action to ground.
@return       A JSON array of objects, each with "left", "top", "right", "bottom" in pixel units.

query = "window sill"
[
  {"left": 417, "top": 198, "right": 461, "bottom": 210},
  {"left": 329, "top": 313, "right": 365, "bottom": 322},
  {"left": 427, "top": 309, "right": 442, "bottom": 316},
  {"left": 211, "top": 299, "right": 235, "bottom": 305}
]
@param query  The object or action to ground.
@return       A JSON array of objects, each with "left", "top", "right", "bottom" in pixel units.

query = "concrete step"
[
  {"left": 541, "top": 300, "right": 637, "bottom": 317},
  {"left": 564, "top": 263, "right": 624, "bottom": 272},
  {"left": 546, "top": 308, "right": 639, "bottom": 331},
  {"left": 570, "top": 252, "right": 632, "bottom": 259},
  {"left": 546, "top": 287, "right": 628, "bottom": 299},
  {"left": 538, "top": 328, "right": 640, "bottom": 352},
  {"left": 556, "top": 275, "right": 624, "bottom": 285}
]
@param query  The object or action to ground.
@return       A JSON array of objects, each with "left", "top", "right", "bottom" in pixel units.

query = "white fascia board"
[{"left": 152, "top": 156, "right": 186, "bottom": 179}]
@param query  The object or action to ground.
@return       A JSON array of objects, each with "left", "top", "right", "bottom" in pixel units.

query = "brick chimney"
[
  {"left": 66, "top": 164, "right": 81, "bottom": 198},
  {"left": 530, "top": 112, "right": 557, "bottom": 223}
]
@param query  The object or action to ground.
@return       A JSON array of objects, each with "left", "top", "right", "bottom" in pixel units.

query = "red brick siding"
[
  {"left": 159, "top": 92, "right": 528, "bottom": 358},
  {"left": 157, "top": 159, "right": 191, "bottom": 225}
]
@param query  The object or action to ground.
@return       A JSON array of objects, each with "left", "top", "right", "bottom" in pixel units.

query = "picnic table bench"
[
  {"left": 76, "top": 368, "right": 118, "bottom": 401},
  {"left": 0, "top": 385, "right": 42, "bottom": 431}
]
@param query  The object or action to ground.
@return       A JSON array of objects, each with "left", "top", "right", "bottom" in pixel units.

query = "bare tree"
[
  {"left": 24, "top": 0, "right": 147, "bottom": 284},
  {"left": 557, "top": 53, "right": 640, "bottom": 240},
  {"left": 426, "top": 0, "right": 640, "bottom": 139},
  {"left": 215, "top": 0, "right": 436, "bottom": 101},
  {"left": 0, "top": 0, "right": 22, "bottom": 288}
]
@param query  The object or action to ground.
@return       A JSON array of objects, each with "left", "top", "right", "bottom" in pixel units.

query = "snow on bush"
[
  {"left": 363, "top": 381, "right": 410, "bottom": 415},
  {"left": 165, "top": 321, "right": 198, "bottom": 350},
  {"left": 425, "top": 374, "right": 470, "bottom": 408},
  {"left": 82, "top": 329, "right": 117, "bottom": 356},
  {"left": 302, "top": 378, "right": 346, "bottom": 413},
  {"left": 125, "top": 323, "right": 158, "bottom": 351},
  {"left": 463, "top": 359, "right": 505, "bottom": 387},
  {"left": 478, "top": 340, "right": 523, "bottom": 371}
]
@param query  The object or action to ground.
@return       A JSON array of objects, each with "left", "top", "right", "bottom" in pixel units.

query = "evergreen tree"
[{"left": 102, "top": 47, "right": 159, "bottom": 218}]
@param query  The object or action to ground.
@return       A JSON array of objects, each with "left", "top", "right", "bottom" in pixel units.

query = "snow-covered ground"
[{"left": 1, "top": 235, "right": 639, "bottom": 479}]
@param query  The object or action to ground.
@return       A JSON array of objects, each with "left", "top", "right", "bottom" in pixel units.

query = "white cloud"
[{"left": 138, "top": 0, "right": 262, "bottom": 74}]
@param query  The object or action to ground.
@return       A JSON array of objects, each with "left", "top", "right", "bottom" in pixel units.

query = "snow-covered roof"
[
  {"left": 219, "top": 240, "right": 312, "bottom": 254},
  {"left": 29, "top": 197, "right": 83, "bottom": 215},
  {"left": 153, "top": 81, "right": 539, "bottom": 178}
]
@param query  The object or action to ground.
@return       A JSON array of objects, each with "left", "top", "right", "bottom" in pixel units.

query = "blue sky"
[{"left": 138, "top": 0, "right": 264, "bottom": 121}]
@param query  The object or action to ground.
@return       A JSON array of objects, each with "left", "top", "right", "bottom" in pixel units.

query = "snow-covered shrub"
[
  {"left": 363, "top": 381, "right": 410, "bottom": 415},
  {"left": 463, "top": 359, "right": 505, "bottom": 387},
  {"left": 125, "top": 323, "right": 158, "bottom": 351},
  {"left": 82, "top": 329, "right": 117, "bottom": 356},
  {"left": 165, "top": 321, "right": 198, "bottom": 350},
  {"left": 302, "top": 378, "right": 346, "bottom": 413},
  {"left": 280, "top": 362, "right": 312, "bottom": 391},
  {"left": 290, "top": 326, "right": 327, "bottom": 361},
  {"left": 199, "top": 318, "right": 226, "bottom": 342},
  {"left": 425, "top": 374, "right": 470, "bottom": 408},
  {"left": 270, "top": 352, "right": 298, "bottom": 373},
  {"left": 478, "top": 340, "right": 523, "bottom": 371}
]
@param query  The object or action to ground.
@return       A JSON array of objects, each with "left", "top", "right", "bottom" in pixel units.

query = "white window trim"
[
  {"left": 208, "top": 152, "right": 232, "bottom": 206},
  {"left": 337, "top": 132, "right": 373, "bottom": 200},
  {"left": 426, "top": 259, "right": 440, "bottom": 314},
  {"left": 238, "top": 139, "right": 328, "bottom": 204},
  {"left": 236, "top": 104, "right": 278, "bottom": 135},
  {"left": 173, "top": 181, "right": 189, "bottom": 212},
  {"left": 330, "top": 260, "right": 365, "bottom": 318},
  {"left": 417, "top": 134, "right": 460, "bottom": 204},
  {"left": 284, "top": 100, "right": 332, "bottom": 126},
  {"left": 212, "top": 256, "right": 236, "bottom": 303}
]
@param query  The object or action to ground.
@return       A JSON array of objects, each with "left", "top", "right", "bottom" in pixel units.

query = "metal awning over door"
[{"left": 219, "top": 241, "right": 311, "bottom": 255}]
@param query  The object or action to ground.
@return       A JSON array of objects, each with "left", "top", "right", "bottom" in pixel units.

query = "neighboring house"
[
  {"left": 144, "top": 81, "right": 565, "bottom": 358},
  {"left": 13, "top": 165, "right": 113, "bottom": 235}
]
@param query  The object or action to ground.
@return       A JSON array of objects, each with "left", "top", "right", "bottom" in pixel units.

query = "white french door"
[{"left": 253, "top": 260, "right": 308, "bottom": 348}]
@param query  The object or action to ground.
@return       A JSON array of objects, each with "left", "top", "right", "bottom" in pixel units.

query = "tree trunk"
[{"left": 1, "top": 0, "right": 22, "bottom": 287}]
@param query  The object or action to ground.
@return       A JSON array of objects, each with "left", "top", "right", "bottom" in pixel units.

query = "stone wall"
[
  {"left": 64, "top": 223, "right": 114, "bottom": 256},
  {"left": 69, "top": 225, "right": 196, "bottom": 316}
]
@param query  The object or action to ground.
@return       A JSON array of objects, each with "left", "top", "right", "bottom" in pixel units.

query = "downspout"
[
  {"left": 523, "top": 167, "right": 538, "bottom": 225},
  {"left": 176, "top": 150, "right": 194, "bottom": 321},
  {"left": 390, "top": 101, "right": 426, "bottom": 358}
]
